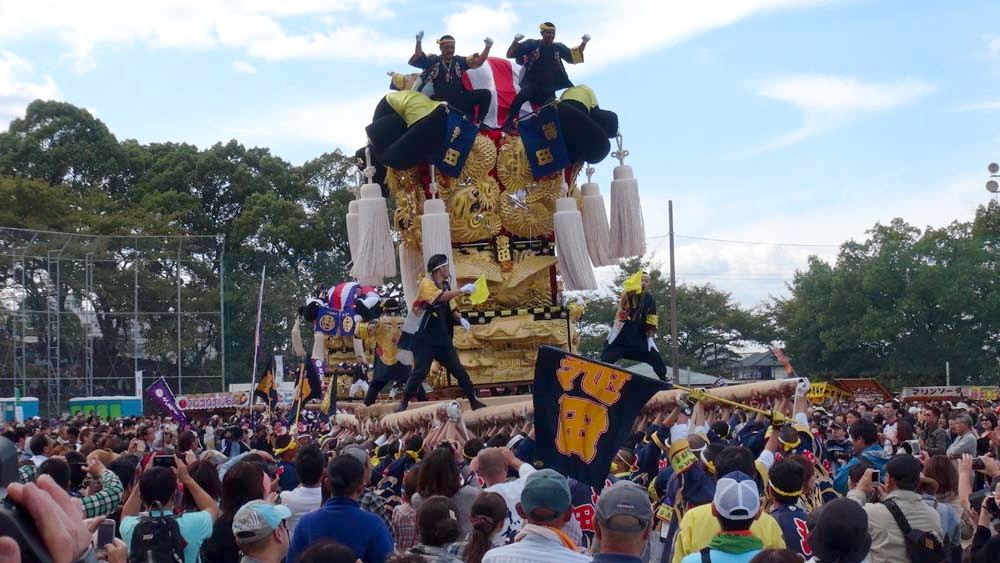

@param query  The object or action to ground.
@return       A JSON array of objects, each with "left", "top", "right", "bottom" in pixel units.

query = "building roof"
[
  {"left": 739, "top": 351, "right": 782, "bottom": 368},
  {"left": 626, "top": 363, "right": 733, "bottom": 387}
]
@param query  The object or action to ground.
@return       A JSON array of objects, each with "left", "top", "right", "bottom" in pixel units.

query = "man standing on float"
[
  {"left": 501, "top": 22, "right": 589, "bottom": 132},
  {"left": 396, "top": 254, "right": 487, "bottom": 412},
  {"left": 409, "top": 31, "right": 494, "bottom": 124},
  {"left": 600, "top": 271, "right": 671, "bottom": 383}
]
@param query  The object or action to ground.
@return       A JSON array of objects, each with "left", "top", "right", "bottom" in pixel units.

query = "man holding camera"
[{"left": 119, "top": 456, "right": 219, "bottom": 563}]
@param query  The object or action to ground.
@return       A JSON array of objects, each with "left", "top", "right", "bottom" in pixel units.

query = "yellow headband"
[
  {"left": 274, "top": 441, "right": 298, "bottom": 455},
  {"left": 780, "top": 436, "right": 801, "bottom": 451},
  {"left": 436, "top": 38, "right": 455, "bottom": 45},
  {"left": 539, "top": 23, "right": 556, "bottom": 31},
  {"left": 769, "top": 480, "right": 803, "bottom": 497}
]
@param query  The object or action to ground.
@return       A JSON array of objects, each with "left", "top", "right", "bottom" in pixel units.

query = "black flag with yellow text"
[
  {"left": 532, "top": 346, "right": 671, "bottom": 488},
  {"left": 254, "top": 358, "right": 278, "bottom": 409},
  {"left": 288, "top": 359, "right": 324, "bottom": 425}
]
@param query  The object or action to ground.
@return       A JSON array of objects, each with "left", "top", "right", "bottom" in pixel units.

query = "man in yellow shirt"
[{"left": 670, "top": 446, "right": 786, "bottom": 563}]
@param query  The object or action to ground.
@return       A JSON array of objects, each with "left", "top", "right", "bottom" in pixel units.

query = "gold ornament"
[
  {"left": 461, "top": 134, "right": 498, "bottom": 181},
  {"left": 497, "top": 136, "right": 532, "bottom": 192},
  {"left": 391, "top": 177, "right": 425, "bottom": 249},
  {"left": 448, "top": 177, "right": 502, "bottom": 243}
]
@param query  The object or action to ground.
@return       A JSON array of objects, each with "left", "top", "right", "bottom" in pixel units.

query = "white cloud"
[
  {"left": 0, "top": 50, "right": 61, "bottom": 128},
  {"left": 231, "top": 60, "right": 257, "bottom": 74},
  {"left": 553, "top": 0, "right": 839, "bottom": 77},
  {"left": 441, "top": 2, "right": 519, "bottom": 50},
  {"left": 754, "top": 74, "right": 935, "bottom": 150},
  {"left": 0, "top": 0, "right": 407, "bottom": 71},
  {"left": 624, "top": 169, "right": 985, "bottom": 306},
  {"left": 221, "top": 91, "right": 382, "bottom": 161},
  {"left": 987, "top": 35, "right": 1000, "bottom": 58},
  {"left": 951, "top": 99, "right": 1000, "bottom": 112},
  {"left": 0, "top": 0, "right": 844, "bottom": 73}
]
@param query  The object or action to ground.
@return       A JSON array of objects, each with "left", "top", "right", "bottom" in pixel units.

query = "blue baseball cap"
[{"left": 232, "top": 500, "right": 292, "bottom": 545}]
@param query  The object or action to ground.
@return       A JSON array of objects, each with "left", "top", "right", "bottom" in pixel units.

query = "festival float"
[{"left": 287, "top": 25, "right": 806, "bottom": 438}]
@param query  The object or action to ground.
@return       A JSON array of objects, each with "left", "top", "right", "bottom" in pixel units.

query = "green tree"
[
  {"left": 773, "top": 203, "right": 1000, "bottom": 387},
  {"left": 577, "top": 257, "right": 774, "bottom": 374},
  {"left": 0, "top": 100, "right": 358, "bottom": 402}
]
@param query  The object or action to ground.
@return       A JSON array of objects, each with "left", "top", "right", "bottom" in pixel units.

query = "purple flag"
[{"left": 146, "top": 377, "right": 188, "bottom": 424}]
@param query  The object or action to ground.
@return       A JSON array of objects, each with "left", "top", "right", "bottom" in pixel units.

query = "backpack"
[
  {"left": 884, "top": 499, "right": 946, "bottom": 563},
  {"left": 128, "top": 503, "right": 187, "bottom": 563}
]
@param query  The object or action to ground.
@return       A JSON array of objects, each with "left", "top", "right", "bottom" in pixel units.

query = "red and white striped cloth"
[
  {"left": 462, "top": 57, "right": 532, "bottom": 129},
  {"left": 328, "top": 282, "right": 376, "bottom": 312}
]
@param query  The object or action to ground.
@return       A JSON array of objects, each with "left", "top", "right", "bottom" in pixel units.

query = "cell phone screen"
[
  {"left": 152, "top": 455, "right": 175, "bottom": 468},
  {"left": 871, "top": 470, "right": 880, "bottom": 482},
  {"left": 96, "top": 519, "right": 116, "bottom": 548}
]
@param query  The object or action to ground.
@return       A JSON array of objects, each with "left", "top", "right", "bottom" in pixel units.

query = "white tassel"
[
  {"left": 398, "top": 242, "right": 423, "bottom": 310},
  {"left": 581, "top": 175, "right": 616, "bottom": 267},
  {"left": 292, "top": 317, "right": 306, "bottom": 357},
  {"left": 554, "top": 196, "right": 597, "bottom": 290},
  {"left": 350, "top": 182, "right": 396, "bottom": 285},
  {"left": 346, "top": 199, "right": 360, "bottom": 263},
  {"left": 421, "top": 171, "right": 456, "bottom": 287},
  {"left": 311, "top": 330, "right": 327, "bottom": 365},
  {"left": 609, "top": 134, "right": 646, "bottom": 259}
]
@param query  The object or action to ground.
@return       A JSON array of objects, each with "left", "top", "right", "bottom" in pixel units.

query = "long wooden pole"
[
  {"left": 668, "top": 201, "right": 680, "bottom": 383},
  {"left": 248, "top": 266, "right": 266, "bottom": 410}
]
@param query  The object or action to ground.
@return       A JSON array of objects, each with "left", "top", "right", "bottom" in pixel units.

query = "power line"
[{"left": 647, "top": 233, "right": 840, "bottom": 248}]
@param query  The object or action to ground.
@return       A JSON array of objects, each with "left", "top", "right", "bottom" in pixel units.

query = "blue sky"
[{"left": 1, "top": 0, "right": 999, "bottom": 307}]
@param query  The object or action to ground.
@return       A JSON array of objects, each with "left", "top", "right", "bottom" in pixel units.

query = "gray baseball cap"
[
  {"left": 596, "top": 480, "right": 653, "bottom": 532},
  {"left": 232, "top": 500, "right": 291, "bottom": 545}
]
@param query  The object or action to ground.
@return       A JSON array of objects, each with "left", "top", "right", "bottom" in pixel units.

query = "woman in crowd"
[
  {"left": 923, "top": 454, "right": 973, "bottom": 540},
  {"left": 448, "top": 492, "right": 507, "bottom": 563},
  {"left": 407, "top": 495, "right": 464, "bottom": 562},
  {"left": 181, "top": 460, "right": 222, "bottom": 513},
  {"left": 202, "top": 460, "right": 267, "bottom": 563},
  {"left": 412, "top": 446, "right": 482, "bottom": 535}
]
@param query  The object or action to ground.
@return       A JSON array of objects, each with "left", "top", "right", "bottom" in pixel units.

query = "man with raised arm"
[
  {"left": 502, "top": 22, "right": 589, "bottom": 131},
  {"left": 409, "top": 30, "right": 494, "bottom": 124}
]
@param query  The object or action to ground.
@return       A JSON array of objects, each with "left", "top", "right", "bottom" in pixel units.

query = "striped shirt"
[{"left": 481, "top": 534, "right": 592, "bottom": 563}]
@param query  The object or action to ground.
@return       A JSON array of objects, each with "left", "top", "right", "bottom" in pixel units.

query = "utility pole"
[{"left": 668, "top": 201, "right": 680, "bottom": 382}]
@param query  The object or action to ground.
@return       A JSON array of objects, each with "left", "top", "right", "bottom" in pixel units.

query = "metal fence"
[{"left": 0, "top": 228, "right": 225, "bottom": 416}]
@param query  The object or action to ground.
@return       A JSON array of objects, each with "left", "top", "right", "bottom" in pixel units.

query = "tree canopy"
[
  {"left": 0, "top": 100, "right": 357, "bottom": 399},
  {"left": 576, "top": 257, "right": 775, "bottom": 374},
  {"left": 772, "top": 206, "right": 1000, "bottom": 387}
]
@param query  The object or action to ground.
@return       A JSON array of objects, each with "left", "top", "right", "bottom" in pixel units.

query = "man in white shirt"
[
  {"left": 482, "top": 468, "right": 591, "bottom": 563},
  {"left": 279, "top": 444, "right": 325, "bottom": 540},
  {"left": 474, "top": 447, "right": 537, "bottom": 543},
  {"left": 27, "top": 433, "right": 53, "bottom": 467}
]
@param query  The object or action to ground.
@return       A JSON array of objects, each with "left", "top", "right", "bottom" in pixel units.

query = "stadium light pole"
[{"left": 988, "top": 162, "right": 1000, "bottom": 202}]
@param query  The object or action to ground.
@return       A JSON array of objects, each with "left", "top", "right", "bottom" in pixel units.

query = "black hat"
[
  {"left": 886, "top": 454, "right": 922, "bottom": 490},
  {"left": 806, "top": 498, "right": 871, "bottom": 563}
]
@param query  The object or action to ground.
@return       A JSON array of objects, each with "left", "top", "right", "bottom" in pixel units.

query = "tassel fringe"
[
  {"left": 609, "top": 165, "right": 646, "bottom": 258},
  {"left": 350, "top": 183, "right": 396, "bottom": 286},
  {"left": 421, "top": 198, "right": 456, "bottom": 288},
  {"left": 581, "top": 182, "right": 616, "bottom": 267},
  {"left": 554, "top": 197, "right": 597, "bottom": 290}
]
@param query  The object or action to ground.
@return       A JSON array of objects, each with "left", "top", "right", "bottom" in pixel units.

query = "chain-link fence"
[{"left": 0, "top": 227, "right": 225, "bottom": 416}]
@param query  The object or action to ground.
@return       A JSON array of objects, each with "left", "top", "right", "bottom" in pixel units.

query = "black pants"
[
  {"left": 503, "top": 81, "right": 555, "bottom": 128},
  {"left": 364, "top": 377, "right": 427, "bottom": 405},
  {"left": 601, "top": 340, "right": 669, "bottom": 381},
  {"left": 402, "top": 342, "right": 478, "bottom": 401},
  {"left": 437, "top": 89, "right": 492, "bottom": 123}
]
